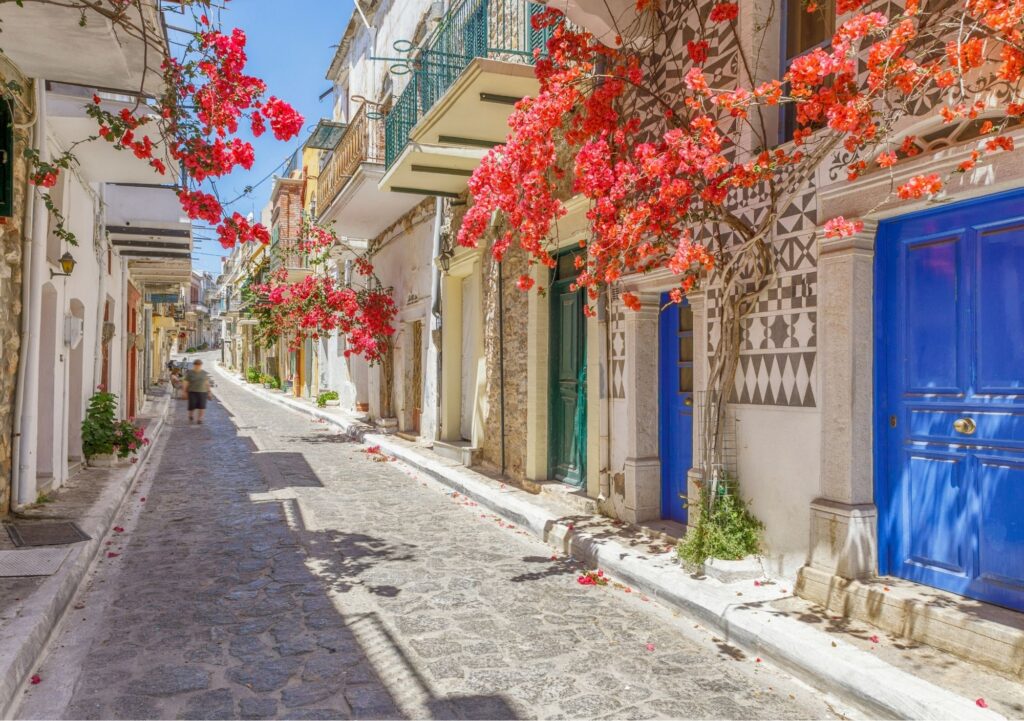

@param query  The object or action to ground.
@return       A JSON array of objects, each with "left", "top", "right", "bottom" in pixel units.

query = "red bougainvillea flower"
[
  {"left": 823, "top": 216, "right": 864, "bottom": 239},
  {"left": 708, "top": 2, "right": 739, "bottom": 22},
  {"left": 30, "top": 674, "right": 41, "bottom": 685}
]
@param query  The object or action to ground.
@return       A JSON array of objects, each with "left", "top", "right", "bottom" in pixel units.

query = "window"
[
  {"left": 781, "top": 0, "right": 835, "bottom": 142},
  {"left": 0, "top": 99, "right": 12, "bottom": 217}
]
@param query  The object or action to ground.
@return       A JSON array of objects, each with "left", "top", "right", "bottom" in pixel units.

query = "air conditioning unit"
[{"left": 64, "top": 315, "right": 84, "bottom": 349}]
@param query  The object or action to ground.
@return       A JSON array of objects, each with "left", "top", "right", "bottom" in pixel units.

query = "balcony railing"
[
  {"left": 316, "top": 104, "right": 385, "bottom": 215},
  {"left": 384, "top": 0, "right": 553, "bottom": 168}
]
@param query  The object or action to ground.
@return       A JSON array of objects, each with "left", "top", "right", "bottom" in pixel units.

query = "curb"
[
  {"left": 218, "top": 367, "right": 1003, "bottom": 721},
  {"left": 0, "top": 392, "right": 172, "bottom": 720}
]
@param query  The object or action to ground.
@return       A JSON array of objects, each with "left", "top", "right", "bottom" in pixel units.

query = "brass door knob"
[
  {"left": 684, "top": 396, "right": 694, "bottom": 407},
  {"left": 953, "top": 417, "right": 976, "bottom": 435}
]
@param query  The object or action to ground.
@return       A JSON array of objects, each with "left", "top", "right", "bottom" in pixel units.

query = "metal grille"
[
  {"left": 384, "top": 0, "right": 559, "bottom": 168},
  {"left": 692, "top": 390, "right": 738, "bottom": 483}
]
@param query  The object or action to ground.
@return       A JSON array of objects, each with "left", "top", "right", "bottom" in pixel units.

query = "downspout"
[
  {"left": 11, "top": 84, "right": 39, "bottom": 511},
  {"left": 430, "top": 197, "right": 443, "bottom": 441},
  {"left": 92, "top": 186, "right": 107, "bottom": 389},
  {"left": 15, "top": 79, "right": 48, "bottom": 507},
  {"left": 497, "top": 259, "right": 506, "bottom": 476}
]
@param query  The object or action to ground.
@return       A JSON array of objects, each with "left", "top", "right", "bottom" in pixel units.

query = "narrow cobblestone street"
[{"left": 16, "top": 366, "right": 847, "bottom": 720}]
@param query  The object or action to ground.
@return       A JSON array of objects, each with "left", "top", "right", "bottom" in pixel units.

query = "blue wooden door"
[
  {"left": 878, "top": 189, "right": 1024, "bottom": 612},
  {"left": 659, "top": 294, "right": 694, "bottom": 524}
]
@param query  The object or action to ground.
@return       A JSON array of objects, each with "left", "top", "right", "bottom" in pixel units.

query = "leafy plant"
[
  {"left": 678, "top": 478, "right": 762, "bottom": 567},
  {"left": 263, "top": 375, "right": 282, "bottom": 390},
  {"left": 245, "top": 367, "right": 261, "bottom": 383},
  {"left": 316, "top": 390, "right": 339, "bottom": 408},
  {"left": 81, "top": 388, "right": 149, "bottom": 460}
]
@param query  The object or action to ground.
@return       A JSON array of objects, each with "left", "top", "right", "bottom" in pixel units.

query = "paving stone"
[
  {"left": 280, "top": 682, "right": 336, "bottom": 708},
  {"left": 133, "top": 665, "right": 211, "bottom": 696},
  {"left": 225, "top": 658, "right": 300, "bottom": 693},
  {"left": 179, "top": 688, "right": 236, "bottom": 720},
  {"left": 237, "top": 697, "right": 277, "bottom": 719}
]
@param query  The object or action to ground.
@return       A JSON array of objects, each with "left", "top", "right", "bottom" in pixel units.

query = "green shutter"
[{"left": 0, "top": 99, "right": 13, "bottom": 217}]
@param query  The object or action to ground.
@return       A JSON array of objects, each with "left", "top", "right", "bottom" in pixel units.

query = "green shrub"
[
  {"left": 81, "top": 389, "right": 149, "bottom": 460},
  {"left": 245, "top": 367, "right": 261, "bottom": 383},
  {"left": 265, "top": 375, "right": 282, "bottom": 390},
  {"left": 678, "top": 477, "right": 763, "bottom": 567},
  {"left": 316, "top": 390, "right": 339, "bottom": 407}
]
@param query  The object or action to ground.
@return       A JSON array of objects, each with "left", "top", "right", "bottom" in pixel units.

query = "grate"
[
  {"left": 0, "top": 547, "right": 73, "bottom": 577},
  {"left": 5, "top": 521, "right": 91, "bottom": 547}
]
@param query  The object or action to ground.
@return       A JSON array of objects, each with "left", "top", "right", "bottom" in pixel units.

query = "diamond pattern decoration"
[{"left": 731, "top": 352, "right": 817, "bottom": 407}]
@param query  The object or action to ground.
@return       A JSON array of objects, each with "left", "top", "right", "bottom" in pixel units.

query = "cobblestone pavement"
[{"left": 17, "top": 364, "right": 850, "bottom": 720}]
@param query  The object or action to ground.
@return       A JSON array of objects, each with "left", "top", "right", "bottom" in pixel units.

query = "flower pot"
[
  {"left": 88, "top": 453, "right": 129, "bottom": 468},
  {"left": 324, "top": 399, "right": 341, "bottom": 407},
  {"left": 355, "top": 402, "right": 370, "bottom": 413}
]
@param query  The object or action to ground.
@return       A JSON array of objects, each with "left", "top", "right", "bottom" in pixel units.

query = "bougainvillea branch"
[{"left": 17, "top": 0, "right": 304, "bottom": 249}]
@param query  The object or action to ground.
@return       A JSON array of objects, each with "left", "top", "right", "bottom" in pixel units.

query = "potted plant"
[
  {"left": 81, "top": 387, "right": 150, "bottom": 467},
  {"left": 317, "top": 390, "right": 340, "bottom": 408},
  {"left": 245, "top": 367, "right": 261, "bottom": 384}
]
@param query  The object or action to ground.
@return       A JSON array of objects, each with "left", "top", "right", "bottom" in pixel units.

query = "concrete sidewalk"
[
  {"left": 0, "top": 388, "right": 172, "bottom": 719},
  {"left": 217, "top": 365, "right": 1007, "bottom": 721}
]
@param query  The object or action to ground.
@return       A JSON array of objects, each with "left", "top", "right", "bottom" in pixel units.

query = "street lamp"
[{"left": 49, "top": 251, "right": 77, "bottom": 278}]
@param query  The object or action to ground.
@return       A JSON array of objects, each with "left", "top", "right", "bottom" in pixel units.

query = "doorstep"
[
  {"left": 0, "top": 389, "right": 172, "bottom": 718},
  {"left": 797, "top": 565, "right": 1024, "bottom": 680},
  {"left": 219, "top": 367, "right": 1004, "bottom": 720}
]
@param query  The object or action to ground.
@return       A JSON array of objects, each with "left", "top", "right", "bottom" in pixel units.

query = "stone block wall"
[{"left": 0, "top": 72, "right": 33, "bottom": 514}]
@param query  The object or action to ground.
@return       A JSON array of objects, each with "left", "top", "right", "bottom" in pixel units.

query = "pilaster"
[{"left": 622, "top": 291, "right": 661, "bottom": 523}]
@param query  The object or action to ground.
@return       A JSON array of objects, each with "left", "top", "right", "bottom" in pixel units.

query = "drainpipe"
[
  {"left": 92, "top": 186, "right": 107, "bottom": 390},
  {"left": 119, "top": 256, "right": 128, "bottom": 416},
  {"left": 14, "top": 79, "right": 48, "bottom": 507},
  {"left": 430, "top": 197, "right": 443, "bottom": 440},
  {"left": 497, "top": 259, "right": 506, "bottom": 476},
  {"left": 10, "top": 85, "right": 39, "bottom": 511}
]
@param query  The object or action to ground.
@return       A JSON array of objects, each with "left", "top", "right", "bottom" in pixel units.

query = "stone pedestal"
[{"left": 808, "top": 498, "right": 877, "bottom": 579}]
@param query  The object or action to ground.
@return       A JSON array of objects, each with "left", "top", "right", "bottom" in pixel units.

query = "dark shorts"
[{"left": 188, "top": 392, "right": 208, "bottom": 411}]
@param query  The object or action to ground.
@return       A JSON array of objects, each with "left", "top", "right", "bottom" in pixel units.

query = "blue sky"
[{"left": 178, "top": 0, "right": 354, "bottom": 275}]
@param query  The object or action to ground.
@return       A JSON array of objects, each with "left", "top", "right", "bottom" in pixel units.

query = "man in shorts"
[{"left": 184, "top": 359, "right": 212, "bottom": 424}]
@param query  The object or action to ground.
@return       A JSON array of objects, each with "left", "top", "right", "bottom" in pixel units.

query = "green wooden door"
[{"left": 549, "top": 253, "right": 586, "bottom": 487}]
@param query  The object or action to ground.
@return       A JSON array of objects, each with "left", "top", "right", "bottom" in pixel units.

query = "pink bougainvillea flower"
[
  {"left": 107, "top": 552, "right": 120, "bottom": 558},
  {"left": 113, "top": 526, "right": 124, "bottom": 533},
  {"left": 646, "top": 643, "right": 655, "bottom": 652},
  {"left": 30, "top": 674, "right": 41, "bottom": 685},
  {"left": 870, "top": 635, "right": 880, "bottom": 644},
  {"left": 976, "top": 699, "right": 988, "bottom": 708}
]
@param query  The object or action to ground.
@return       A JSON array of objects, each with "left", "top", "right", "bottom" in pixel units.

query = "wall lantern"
[{"left": 50, "top": 251, "right": 77, "bottom": 278}]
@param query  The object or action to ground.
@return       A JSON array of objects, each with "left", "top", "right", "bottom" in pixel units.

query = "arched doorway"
[
  {"left": 67, "top": 299, "right": 86, "bottom": 463},
  {"left": 36, "top": 283, "right": 59, "bottom": 483}
]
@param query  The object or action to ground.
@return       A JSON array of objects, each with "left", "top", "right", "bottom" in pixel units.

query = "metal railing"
[
  {"left": 316, "top": 104, "right": 385, "bottom": 215},
  {"left": 384, "top": 0, "right": 553, "bottom": 168}
]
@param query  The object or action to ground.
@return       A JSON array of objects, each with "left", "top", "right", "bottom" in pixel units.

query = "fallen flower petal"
[
  {"left": 870, "top": 635, "right": 880, "bottom": 644},
  {"left": 113, "top": 526, "right": 124, "bottom": 533},
  {"left": 30, "top": 674, "right": 41, "bottom": 685},
  {"left": 976, "top": 698, "right": 988, "bottom": 708},
  {"left": 107, "top": 552, "right": 120, "bottom": 558},
  {"left": 755, "top": 657, "right": 762, "bottom": 663},
  {"left": 646, "top": 643, "right": 655, "bottom": 652}
]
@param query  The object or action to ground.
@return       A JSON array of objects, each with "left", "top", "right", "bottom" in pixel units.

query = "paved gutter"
[
  {"left": 217, "top": 366, "right": 1004, "bottom": 721},
  {"left": 0, "top": 391, "right": 172, "bottom": 720}
]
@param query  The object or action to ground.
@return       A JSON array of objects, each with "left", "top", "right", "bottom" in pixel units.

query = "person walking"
[{"left": 183, "top": 359, "right": 212, "bottom": 424}]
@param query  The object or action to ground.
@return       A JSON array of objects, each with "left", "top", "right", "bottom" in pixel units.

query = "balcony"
[
  {"left": 316, "top": 104, "right": 425, "bottom": 239},
  {"left": 379, "top": 0, "right": 554, "bottom": 197},
  {"left": 271, "top": 239, "right": 313, "bottom": 283}
]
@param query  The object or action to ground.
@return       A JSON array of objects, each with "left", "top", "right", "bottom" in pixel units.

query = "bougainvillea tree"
[
  {"left": 247, "top": 222, "right": 397, "bottom": 366},
  {"left": 458, "top": 0, "right": 1024, "bottom": 495},
  {"left": 19, "top": 0, "right": 303, "bottom": 248}
]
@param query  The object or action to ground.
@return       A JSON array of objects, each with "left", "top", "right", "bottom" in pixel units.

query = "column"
[
  {"left": 622, "top": 291, "right": 661, "bottom": 523},
  {"left": 809, "top": 221, "right": 878, "bottom": 579},
  {"left": 686, "top": 291, "right": 707, "bottom": 533}
]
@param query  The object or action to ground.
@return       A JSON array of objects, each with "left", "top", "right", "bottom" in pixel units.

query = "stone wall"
[
  {"left": 478, "top": 245, "right": 529, "bottom": 480},
  {"left": 0, "top": 71, "right": 33, "bottom": 514}
]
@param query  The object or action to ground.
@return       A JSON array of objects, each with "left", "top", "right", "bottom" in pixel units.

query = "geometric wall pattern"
[{"left": 731, "top": 352, "right": 817, "bottom": 407}]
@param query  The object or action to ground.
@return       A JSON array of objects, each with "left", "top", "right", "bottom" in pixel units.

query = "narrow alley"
[{"left": 15, "top": 361, "right": 844, "bottom": 720}]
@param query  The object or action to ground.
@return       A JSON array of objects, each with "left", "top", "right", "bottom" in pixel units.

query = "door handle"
[
  {"left": 953, "top": 417, "right": 976, "bottom": 435},
  {"left": 684, "top": 396, "right": 693, "bottom": 407}
]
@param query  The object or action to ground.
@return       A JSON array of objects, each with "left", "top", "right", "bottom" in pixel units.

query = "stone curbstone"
[
  {"left": 217, "top": 368, "right": 1004, "bottom": 721},
  {"left": 0, "top": 392, "right": 172, "bottom": 720}
]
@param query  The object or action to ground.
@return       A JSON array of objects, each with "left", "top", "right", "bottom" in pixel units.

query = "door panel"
[
  {"left": 659, "top": 294, "right": 694, "bottom": 524},
  {"left": 549, "top": 260, "right": 586, "bottom": 487},
  {"left": 879, "top": 189, "right": 1024, "bottom": 612}
]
